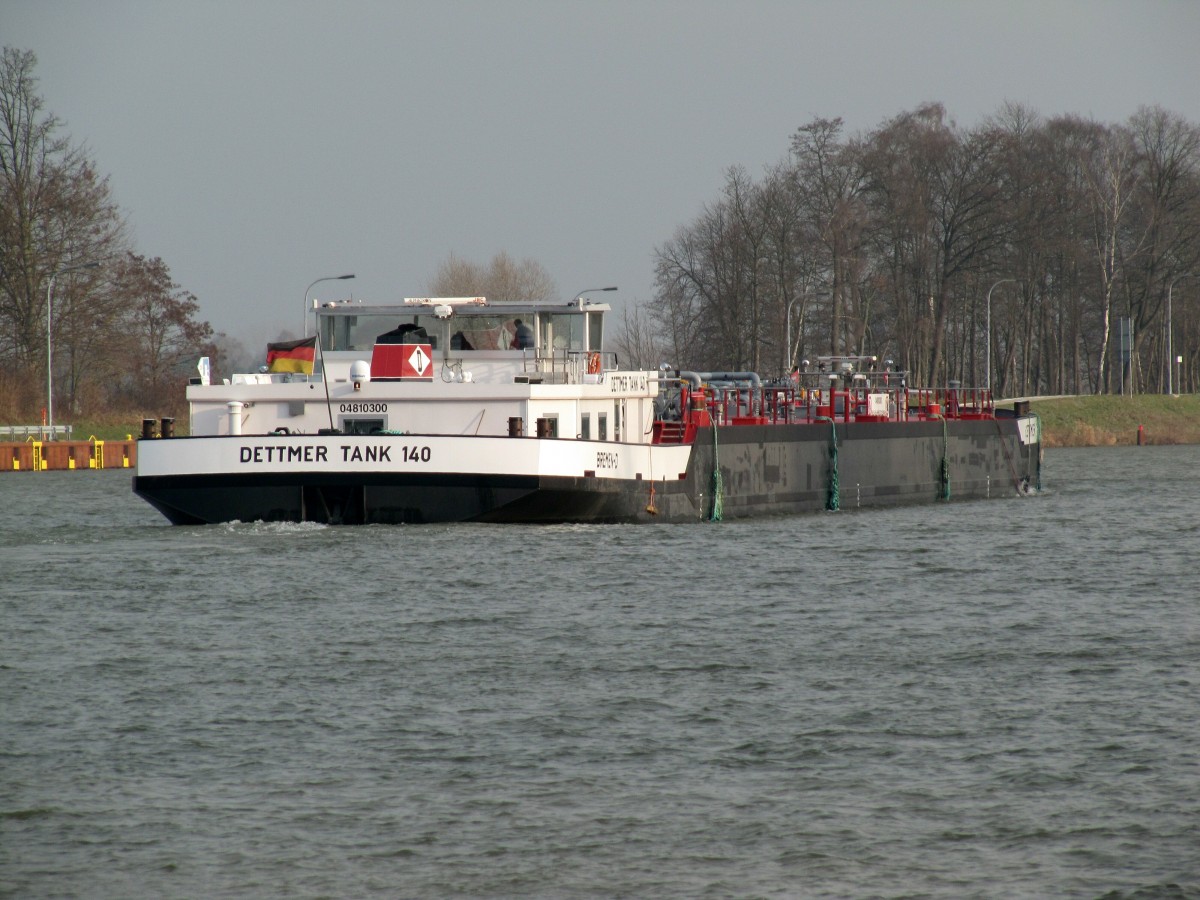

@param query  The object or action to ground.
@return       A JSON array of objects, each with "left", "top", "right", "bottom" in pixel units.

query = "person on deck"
[{"left": 511, "top": 319, "right": 534, "bottom": 349}]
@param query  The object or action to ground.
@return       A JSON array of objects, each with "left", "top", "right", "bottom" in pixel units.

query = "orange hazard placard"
[{"left": 370, "top": 343, "right": 433, "bottom": 380}]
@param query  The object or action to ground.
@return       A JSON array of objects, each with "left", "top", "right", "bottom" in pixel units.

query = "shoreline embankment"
[{"left": 1026, "top": 395, "right": 1200, "bottom": 447}]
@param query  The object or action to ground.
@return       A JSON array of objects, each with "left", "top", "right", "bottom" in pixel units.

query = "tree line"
[
  {"left": 646, "top": 102, "right": 1200, "bottom": 396},
  {"left": 8, "top": 41, "right": 1199, "bottom": 428},
  {"left": 0, "top": 45, "right": 562, "bottom": 426},
  {"left": 0, "top": 47, "right": 215, "bottom": 423}
]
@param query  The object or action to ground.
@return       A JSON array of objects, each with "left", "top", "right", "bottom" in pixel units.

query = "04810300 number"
[{"left": 339, "top": 402, "right": 388, "bottom": 414}]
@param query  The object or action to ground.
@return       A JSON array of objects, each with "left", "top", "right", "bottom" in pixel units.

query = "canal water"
[{"left": 2, "top": 447, "right": 1197, "bottom": 898}]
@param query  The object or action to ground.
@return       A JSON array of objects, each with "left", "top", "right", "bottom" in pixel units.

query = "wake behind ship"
[{"left": 133, "top": 295, "right": 1041, "bottom": 524}]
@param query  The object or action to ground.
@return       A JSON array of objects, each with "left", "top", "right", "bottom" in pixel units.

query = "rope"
[
  {"left": 816, "top": 416, "right": 839, "bottom": 511},
  {"left": 709, "top": 420, "right": 723, "bottom": 521},
  {"left": 938, "top": 417, "right": 951, "bottom": 501},
  {"left": 646, "top": 447, "right": 659, "bottom": 515},
  {"left": 1034, "top": 413, "right": 1043, "bottom": 492}
]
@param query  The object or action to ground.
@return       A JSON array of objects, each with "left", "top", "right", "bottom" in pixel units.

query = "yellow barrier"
[
  {"left": 1, "top": 438, "right": 136, "bottom": 473},
  {"left": 90, "top": 436, "right": 104, "bottom": 469}
]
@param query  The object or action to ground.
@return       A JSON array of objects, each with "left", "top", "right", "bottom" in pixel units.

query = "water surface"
[{"left": 2, "top": 449, "right": 1197, "bottom": 898}]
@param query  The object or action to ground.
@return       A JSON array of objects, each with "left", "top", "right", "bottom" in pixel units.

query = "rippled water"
[{"left": 2, "top": 448, "right": 1198, "bottom": 899}]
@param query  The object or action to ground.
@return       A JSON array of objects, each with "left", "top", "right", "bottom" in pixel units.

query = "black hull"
[{"left": 133, "top": 419, "right": 1040, "bottom": 525}]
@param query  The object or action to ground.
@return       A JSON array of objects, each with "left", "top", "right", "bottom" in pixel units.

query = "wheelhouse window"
[
  {"left": 453, "top": 315, "right": 530, "bottom": 351},
  {"left": 541, "top": 313, "right": 585, "bottom": 355},
  {"left": 322, "top": 314, "right": 440, "bottom": 352},
  {"left": 317, "top": 305, "right": 605, "bottom": 355},
  {"left": 587, "top": 311, "right": 604, "bottom": 352},
  {"left": 580, "top": 413, "right": 591, "bottom": 440},
  {"left": 340, "top": 417, "right": 385, "bottom": 435},
  {"left": 598, "top": 412, "right": 608, "bottom": 441}
]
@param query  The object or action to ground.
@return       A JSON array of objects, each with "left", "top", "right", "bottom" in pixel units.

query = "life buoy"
[{"left": 587, "top": 352, "right": 601, "bottom": 374}]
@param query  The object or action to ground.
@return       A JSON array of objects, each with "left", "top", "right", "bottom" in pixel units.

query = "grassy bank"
[
  {"left": 1025, "top": 395, "right": 1200, "bottom": 447},
  {"left": 64, "top": 415, "right": 182, "bottom": 442}
]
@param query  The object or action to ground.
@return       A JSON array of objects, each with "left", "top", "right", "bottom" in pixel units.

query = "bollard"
[
  {"left": 227, "top": 401, "right": 244, "bottom": 436},
  {"left": 142, "top": 418, "right": 157, "bottom": 440},
  {"left": 508, "top": 416, "right": 524, "bottom": 437},
  {"left": 161, "top": 417, "right": 175, "bottom": 438},
  {"left": 536, "top": 417, "right": 553, "bottom": 438}
]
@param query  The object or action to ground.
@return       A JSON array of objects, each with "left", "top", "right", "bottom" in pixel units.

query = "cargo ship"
[{"left": 133, "top": 296, "right": 1042, "bottom": 524}]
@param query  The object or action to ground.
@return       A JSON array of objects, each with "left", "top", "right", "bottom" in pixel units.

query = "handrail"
[
  {"left": 2, "top": 424, "right": 73, "bottom": 440},
  {"left": 671, "top": 383, "right": 999, "bottom": 430}
]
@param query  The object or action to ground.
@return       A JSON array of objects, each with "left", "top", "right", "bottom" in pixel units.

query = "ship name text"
[
  {"left": 608, "top": 374, "right": 648, "bottom": 393},
  {"left": 237, "top": 443, "right": 430, "bottom": 465}
]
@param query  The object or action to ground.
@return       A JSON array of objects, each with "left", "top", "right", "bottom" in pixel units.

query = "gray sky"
[{"left": 7, "top": 0, "right": 1200, "bottom": 350}]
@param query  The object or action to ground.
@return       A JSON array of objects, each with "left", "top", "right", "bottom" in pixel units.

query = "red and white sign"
[
  {"left": 370, "top": 343, "right": 434, "bottom": 380},
  {"left": 404, "top": 344, "right": 431, "bottom": 379}
]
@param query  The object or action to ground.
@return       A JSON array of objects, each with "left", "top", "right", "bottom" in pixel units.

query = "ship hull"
[{"left": 133, "top": 416, "right": 1040, "bottom": 525}]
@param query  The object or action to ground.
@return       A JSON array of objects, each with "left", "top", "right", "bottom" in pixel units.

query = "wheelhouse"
[{"left": 318, "top": 296, "right": 605, "bottom": 356}]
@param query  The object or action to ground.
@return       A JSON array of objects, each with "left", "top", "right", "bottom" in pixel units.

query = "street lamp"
[
  {"left": 1167, "top": 273, "right": 1193, "bottom": 395},
  {"left": 985, "top": 278, "right": 1017, "bottom": 394},
  {"left": 47, "top": 261, "right": 100, "bottom": 438},
  {"left": 785, "top": 295, "right": 803, "bottom": 375},
  {"left": 304, "top": 273, "right": 355, "bottom": 336},
  {"left": 573, "top": 286, "right": 617, "bottom": 306}
]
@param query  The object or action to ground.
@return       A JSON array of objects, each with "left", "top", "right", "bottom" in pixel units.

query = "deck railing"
[
  {"left": 653, "top": 383, "right": 999, "bottom": 443},
  {"left": 0, "top": 424, "right": 73, "bottom": 440}
]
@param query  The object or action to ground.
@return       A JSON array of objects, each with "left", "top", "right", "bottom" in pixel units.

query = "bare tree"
[
  {"left": 1125, "top": 106, "right": 1200, "bottom": 391},
  {"left": 427, "top": 251, "right": 557, "bottom": 301},
  {"left": 1076, "top": 122, "right": 1146, "bottom": 393},
  {"left": 790, "top": 117, "right": 870, "bottom": 359},
  {"left": 209, "top": 331, "right": 256, "bottom": 381},
  {"left": 610, "top": 303, "right": 663, "bottom": 371},
  {"left": 760, "top": 161, "right": 817, "bottom": 373},
  {"left": 0, "top": 47, "right": 125, "bottom": 374},
  {"left": 111, "top": 253, "right": 214, "bottom": 413},
  {"left": 646, "top": 101, "right": 1200, "bottom": 398}
]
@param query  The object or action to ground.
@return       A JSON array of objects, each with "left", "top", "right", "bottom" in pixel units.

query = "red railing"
[{"left": 653, "top": 383, "right": 996, "bottom": 443}]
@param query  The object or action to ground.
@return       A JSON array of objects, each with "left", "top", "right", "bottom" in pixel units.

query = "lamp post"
[
  {"left": 573, "top": 286, "right": 617, "bottom": 306},
  {"left": 1167, "top": 273, "right": 1193, "bottom": 395},
  {"left": 785, "top": 295, "right": 803, "bottom": 375},
  {"left": 47, "top": 261, "right": 100, "bottom": 438},
  {"left": 304, "top": 273, "right": 355, "bottom": 336},
  {"left": 571, "top": 288, "right": 617, "bottom": 361},
  {"left": 985, "top": 278, "right": 1016, "bottom": 394}
]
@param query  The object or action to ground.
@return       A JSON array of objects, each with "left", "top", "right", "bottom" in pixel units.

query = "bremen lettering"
[{"left": 239, "top": 445, "right": 328, "bottom": 463}]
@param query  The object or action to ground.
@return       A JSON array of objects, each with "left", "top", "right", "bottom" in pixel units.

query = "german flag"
[{"left": 266, "top": 336, "right": 317, "bottom": 374}]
